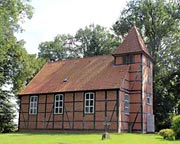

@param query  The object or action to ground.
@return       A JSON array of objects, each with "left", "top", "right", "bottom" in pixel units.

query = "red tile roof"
[
  {"left": 19, "top": 26, "right": 152, "bottom": 95},
  {"left": 112, "top": 26, "right": 150, "bottom": 56},
  {"left": 19, "top": 56, "right": 129, "bottom": 95}
]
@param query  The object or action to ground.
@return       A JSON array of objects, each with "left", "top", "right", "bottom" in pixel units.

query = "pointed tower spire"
[{"left": 112, "top": 26, "right": 151, "bottom": 58}]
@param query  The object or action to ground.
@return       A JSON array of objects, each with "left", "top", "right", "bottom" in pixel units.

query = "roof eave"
[
  {"left": 112, "top": 51, "right": 154, "bottom": 62},
  {"left": 18, "top": 88, "right": 121, "bottom": 96}
]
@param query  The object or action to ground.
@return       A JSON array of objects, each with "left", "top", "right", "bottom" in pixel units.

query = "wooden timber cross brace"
[
  {"left": 101, "top": 99, "right": 118, "bottom": 133},
  {"left": 109, "top": 101, "right": 117, "bottom": 123},
  {"left": 130, "top": 108, "right": 141, "bottom": 132},
  {"left": 103, "top": 100, "right": 118, "bottom": 131},
  {"left": 43, "top": 111, "right": 46, "bottom": 128},
  {"left": 20, "top": 108, "right": 29, "bottom": 129},
  {"left": 46, "top": 104, "right": 54, "bottom": 128},
  {"left": 64, "top": 105, "right": 72, "bottom": 129}
]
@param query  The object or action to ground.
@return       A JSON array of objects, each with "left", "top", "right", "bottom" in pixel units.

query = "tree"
[
  {"left": 38, "top": 34, "right": 78, "bottom": 61},
  {"left": 10, "top": 40, "right": 45, "bottom": 94},
  {"left": 0, "top": 88, "right": 16, "bottom": 133},
  {"left": 75, "top": 24, "right": 120, "bottom": 57},
  {"left": 38, "top": 24, "right": 120, "bottom": 61},
  {"left": 0, "top": 0, "right": 36, "bottom": 133},
  {"left": 113, "top": 0, "right": 180, "bottom": 130}
]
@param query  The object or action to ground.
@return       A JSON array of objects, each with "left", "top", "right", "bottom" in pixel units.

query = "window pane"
[
  {"left": 60, "top": 95, "right": 63, "bottom": 100},
  {"left": 60, "top": 101, "right": 63, "bottom": 106},
  {"left": 55, "top": 102, "right": 58, "bottom": 107},
  {"left": 56, "top": 96, "right": 59, "bottom": 101},
  {"left": 122, "top": 56, "right": 126, "bottom": 64},
  {"left": 85, "top": 107, "right": 89, "bottom": 113},
  {"left": 125, "top": 108, "right": 128, "bottom": 113},
  {"left": 90, "top": 100, "right": 93, "bottom": 106},
  {"left": 90, "top": 107, "right": 93, "bottom": 113},
  {"left": 59, "top": 108, "right": 62, "bottom": 113},
  {"left": 125, "top": 102, "right": 128, "bottom": 107},
  {"left": 130, "top": 55, "right": 135, "bottom": 63},
  {"left": 147, "top": 58, "right": 150, "bottom": 67},
  {"left": 146, "top": 94, "right": 151, "bottom": 105},
  {"left": 34, "top": 109, "right": 37, "bottom": 114},
  {"left": 86, "top": 100, "right": 89, "bottom": 106},
  {"left": 147, "top": 98, "right": 150, "bottom": 104},
  {"left": 32, "top": 97, "right": 34, "bottom": 102},
  {"left": 90, "top": 94, "right": 94, "bottom": 99},
  {"left": 125, "top": 94, "right": 129, "bottom": 101},
  {"left": 86, "top": 94, "right": 89, "bottom": 100}
]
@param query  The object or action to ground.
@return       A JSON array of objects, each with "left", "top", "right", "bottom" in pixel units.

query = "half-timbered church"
[{"left": 18, "top": 26, "right": 155, "bottom": 133}]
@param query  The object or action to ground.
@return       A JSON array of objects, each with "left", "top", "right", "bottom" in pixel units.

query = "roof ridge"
[
  {"left": 134, "top": 26, "right": 149, "bottom": 54},
  {"left": 133, "top": 26, "right": 146, "bottom": 52},
  {"left": 47, "top": 55, "right": 112, "bottom": 65}
]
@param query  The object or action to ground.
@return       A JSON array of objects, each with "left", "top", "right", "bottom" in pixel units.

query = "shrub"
[
  {"left": 171, "top": 115, "right": 180, "bottom": 139},
  {"left": 159, "top": 129, "right": 175, "bottom": 140}
]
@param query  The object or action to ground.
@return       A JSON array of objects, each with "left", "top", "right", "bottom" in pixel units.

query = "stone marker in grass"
[{"left": 102, "top": 121, "right": 111, "bottom": 140}]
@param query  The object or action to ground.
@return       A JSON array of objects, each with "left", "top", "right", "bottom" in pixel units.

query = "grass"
[{"left": 0, "top": 133, "right": 180, "bottom": 144}]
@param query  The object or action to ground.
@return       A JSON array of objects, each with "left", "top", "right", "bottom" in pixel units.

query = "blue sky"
[{"left": 16, "top": 0, "right": 128, "bottom": 54}]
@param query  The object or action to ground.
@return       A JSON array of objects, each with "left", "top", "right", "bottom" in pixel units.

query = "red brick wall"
[
  {"left": 123, "top": 55, "right": 142, "bottom": 132},
  {"left": 118, "top": 54, "right": 153, "bottom": 133},
  {"left": 19, "top": 90, "right": 119, "bottom": 132},
  {"left": 142, "top": 55, "right": 153, "bottom": 132}
]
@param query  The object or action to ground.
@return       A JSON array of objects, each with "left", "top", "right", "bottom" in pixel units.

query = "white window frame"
[
  {"left": 124, "top": 93, "right": 129, "bottom": 114},
  {"left": 84, "top": 92, "right": 94, "bottom": 114},
  {"left": 54, "top": 94, "right": 64, "bottom": 114},
  {"left": 146, "top": 94, "right": 151, "bottom": 105},
  {"left": 147, "top": 58, "right": 150, "bottom": 68},
  {"left": 29, "top": 96, "right": 38, "bottom": 115}
]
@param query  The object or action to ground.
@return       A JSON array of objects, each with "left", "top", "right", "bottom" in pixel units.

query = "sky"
[
  {"left": 14, "top": 0, "right": 129, "bottom": 124},
  {"left": 16, "top": 0, "right": 128, "bottom": 54}
]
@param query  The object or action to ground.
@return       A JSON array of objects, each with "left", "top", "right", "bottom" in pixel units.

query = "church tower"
[{"left": 112, "top": 26, "right": 154, "bottom": 133}]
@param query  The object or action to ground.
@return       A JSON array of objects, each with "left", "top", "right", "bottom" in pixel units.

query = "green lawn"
[{"left": 0, "top": 133, "right": 179, "bottom": 144}]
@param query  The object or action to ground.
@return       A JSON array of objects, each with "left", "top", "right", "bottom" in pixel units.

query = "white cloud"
[{"left": 16, "top": 0, "right": 128, "bottom": 54}]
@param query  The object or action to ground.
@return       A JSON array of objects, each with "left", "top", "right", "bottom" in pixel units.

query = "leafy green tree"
[
  {"left": 10, "top": 40, "right": 45, "bottom": 94},
  {"left": 0, "top": 0, "right": 36, "bottom": 133},
  {"left": 75, "top": 24, "right": 120, "bottom": 57},
  {"left": 38, "top": 34, "right": 79, "bottom": 61},
  {"left": 0, "top": 90, "right": 16, "bottom": 133},
  {"left": 113, "top": 0, "right": 180, "bottom": 130},
  {"left": 38, "top": 24, "right": 119, "bottom": 61}
]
